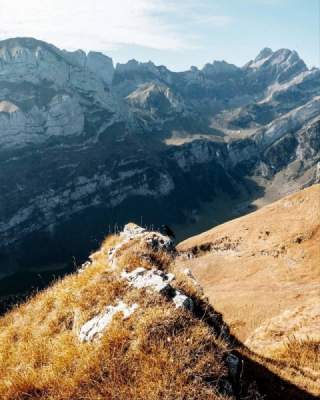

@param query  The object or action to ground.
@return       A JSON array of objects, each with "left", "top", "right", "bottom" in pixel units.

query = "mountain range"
[{"left": 0, "top": 37, "right": 319, "bottom": 278}]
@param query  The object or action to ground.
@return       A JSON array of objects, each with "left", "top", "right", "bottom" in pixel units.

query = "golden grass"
[
  {"left": 176, "top": 184, "right": 320, "bottom": 396},
  {"left": 264, "top": 338, "right": 320, "bottom": 396},
  {"left": 0, "top": 233, "right": 234, "bottom": 400},
  {"left": 115, "top": 238, "right": 174, "bottom": 273}
]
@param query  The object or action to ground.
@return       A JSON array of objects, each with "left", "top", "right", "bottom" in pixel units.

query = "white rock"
[
  {"left": 77, "top": 261, "right": 91, "bottom": 274},
  {"left": 79, "top": 301, "right": 138, "bottom": 342},
  {"left": 172, "top": 290, "right": 194, "bottom": 310},
  {"left": 121, "top": 267, "right": 193, "bottom": 310},
  {"left": 182, "top": 267, "right": 204, "bottom": 295},
  {"left": 121, "top": 267, "right": 174, "bottom": 294},
  {"left": 121, "top": 223, "right": 146, "bottom": 239},
  {"left": 257, "top": 96, "right": 320, "bottom": 148}
]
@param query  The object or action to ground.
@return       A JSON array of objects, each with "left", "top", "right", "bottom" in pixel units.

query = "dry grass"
[
  {"left": 177, "top": 184, "right": 320, "bottom": 396},
  {"left": 239, "top": 337, "right": 320, "bottom": 398},
  {"left": 240, "top": 340, "right": 320, "bottom": 396},
  {"left": 115, "top": 238, "right": 174, "bottom": 273},
  {"left": 0, "top": 232, "right": 236, "bottom": 400}
]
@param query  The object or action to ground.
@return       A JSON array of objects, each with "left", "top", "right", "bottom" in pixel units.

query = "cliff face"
[{"left": 0, "top": 37, "right": 319, "bottom": 276}]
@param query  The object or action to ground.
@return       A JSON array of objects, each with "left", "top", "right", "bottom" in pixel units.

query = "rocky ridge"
[
  {"left": 79, "top": 223, "right": 194, "bottom": 343},
  {"left": 0, "top": 221, "right": 267, "bottom": 400}
]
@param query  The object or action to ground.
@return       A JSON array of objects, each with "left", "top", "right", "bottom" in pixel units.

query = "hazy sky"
[{"left": 0, "top": 0, "right": 318, "bottom": 70}]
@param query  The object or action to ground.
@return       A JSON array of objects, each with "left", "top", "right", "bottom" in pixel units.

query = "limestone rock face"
[
  {"left": 86, "top": 51, "right": 114, "bottom": 85},
  {"left": 0, "top": 37, "right": 319, "bottom": 278}
]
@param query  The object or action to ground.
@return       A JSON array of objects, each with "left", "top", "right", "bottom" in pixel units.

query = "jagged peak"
[
  {"left": 126, "top": 82, "right": 184, "bottom": 113},
  {"left": 115, "top": 60, "right": 171, "bottom": 79},
  {"left": 255, "top": 47, "right": 273, "bottom": 62},
  {"left": 270, "top": 48, "right": 305, "bottom": 67},
  {"left": 247, "top": 47, "right": 306, "bottom": 70},
  {"left": 0, "top": 37, "right": 115, "bottom": 86},
  {"left": 116, "top": 59, "right": 158, "bottom": 73}
]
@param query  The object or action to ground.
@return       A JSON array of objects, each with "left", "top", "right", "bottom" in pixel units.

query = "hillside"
[
  {"left": 0, "top": 37, "right": 319, "bottom": 278},
  {"left": 177, "top": 184, "right": 320, "bottom": 396},
  {"left": 1, "top": 221, "right": 319, "bottom": 399},
  {"left": 0, "top": 223, "right": 257, "bottom": 400},
  {"left": 1, "top": 197, "right": 319, "bottom": 398}
]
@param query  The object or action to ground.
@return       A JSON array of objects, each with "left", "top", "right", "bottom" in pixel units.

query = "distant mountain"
[{"left": 0, "top": 37, "right": 319, "bottom": 278}]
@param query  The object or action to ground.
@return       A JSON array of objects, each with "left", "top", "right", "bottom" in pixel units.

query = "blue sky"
[{"left": 0, "top": 0, "right": 318, "bottom": 70}]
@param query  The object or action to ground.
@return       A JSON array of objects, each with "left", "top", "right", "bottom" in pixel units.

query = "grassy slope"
[
  {"left": 0, "top": 232, "right": 238, "bottom": 400},
  {"left": 177, "top": 184, "right": 320, "bottom": 396},
  {"left": 0, "top": 185, "right": 319, "bottom": 399}
]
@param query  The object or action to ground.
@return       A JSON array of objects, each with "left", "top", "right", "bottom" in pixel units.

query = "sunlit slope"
[{"left": 177, "top": 184, "right": 320, "bottom": 395}]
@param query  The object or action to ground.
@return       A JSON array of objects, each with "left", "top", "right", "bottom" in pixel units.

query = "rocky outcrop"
[
  {"left": 121, "top": 267, "right": 175, "bottom": 293},
  {"left": 0, "top": 221, "right": 267, "bottom": 400},
  {"left": 245, "top": 48, "right": 307, "bottom": 86},
  {"left": 121, "top": 267, "right": 194, "bottom": 310},
  {"left": 79, "top": 301, "right": 139, "bottom": 342},
  {"left": 79, "top": 223, "right": 194, "bottom": 343}
]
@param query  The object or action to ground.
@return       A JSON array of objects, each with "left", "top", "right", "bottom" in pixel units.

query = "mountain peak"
[
  {"left": 116, "top": 59, "right": 158, "bottom": 74},
  {"left": 202, "top": 60, "right": 240, "bottom": 76},
  {"left": 271, "top": 48, "right": 304, "bottom": 65},
  {"left": 0, "top": 36, "right": 52, "bottom": 49},
  {"left": 0, "top": 37, "right": 63, "bottom": 61},
  {"left": 255, "top": 47, "right": 273, "bottom": 61},
  {"left": 0, "top": 37, "right": 115, "bottom": 86},
  {"left": 245, "top": 47, "right": 307, "bottom": 83},
  {"left": 250, "top": 47, "right": 306, "bottom": 69},
  {"left": 126, "top": 82, "right": 184, "bottom": 114}
]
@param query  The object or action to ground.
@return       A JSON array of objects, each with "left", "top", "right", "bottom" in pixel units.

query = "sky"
[{"left": 0, "top": 0, "right": 319, "bottom": 71}]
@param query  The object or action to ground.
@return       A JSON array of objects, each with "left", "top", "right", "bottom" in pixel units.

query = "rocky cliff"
[{"left": 0, "top": 37, "right": 319, "bottom": 277}]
